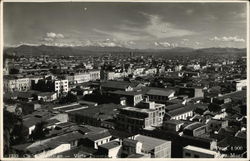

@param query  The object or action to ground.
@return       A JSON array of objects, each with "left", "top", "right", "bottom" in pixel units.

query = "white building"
[
  {"left": 54, "top": 79, "right": 68, "bottom": 95},
  {"left": 234, "top": 79, "right": 247, "bottom": 91},
  {"left": 4, "top": 76, "right": 31, "bottom": 92},
  {"left": 183, "top": 145, "right": 224, "bottom": 158},
  {"left": 73, "top": 73, "right": 90, "bottom": 84}
]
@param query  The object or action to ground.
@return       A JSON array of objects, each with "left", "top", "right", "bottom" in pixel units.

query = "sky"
[{"left": 4, "top": 2, "right": 247, "bottom": 49}]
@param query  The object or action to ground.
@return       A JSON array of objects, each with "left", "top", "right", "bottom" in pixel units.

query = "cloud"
[
  {"left": 46, "top": 32, "right": 64, "bottom": 39},
  {"left": 209, "top": 36, "right": 245, "bottom": 42},
  {"left": 154, "top": 41, "right": 178, "bottom": 48},
  {"left": 83, "top": 38, "right": 135, "bottom": 48},
  {"left": 140, "top": 12, "right": 195, "bottom": 39},
  {"left": 93, "top": 12, "right": 195, "bottom": 44}
]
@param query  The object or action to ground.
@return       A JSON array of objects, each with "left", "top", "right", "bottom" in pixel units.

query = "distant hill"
[{"left": 4, "top": 45, "right": 246, "bottom": 57}]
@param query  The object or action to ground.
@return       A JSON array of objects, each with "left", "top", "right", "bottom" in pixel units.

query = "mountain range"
[{"left": 4, "top": 45, "right": 246, "bottom": 57}]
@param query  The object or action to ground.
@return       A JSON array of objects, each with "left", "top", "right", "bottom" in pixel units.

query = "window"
[{"left": 185, "top": 152, "right": 191, "bottom": 157}]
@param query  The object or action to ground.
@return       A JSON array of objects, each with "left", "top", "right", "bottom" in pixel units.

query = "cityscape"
[{"left": 2, "top": 1, "right": 248, "bottom": 159}]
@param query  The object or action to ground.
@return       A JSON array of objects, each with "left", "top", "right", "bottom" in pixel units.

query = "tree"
[
  {"left": 208, "top": 103, "right": 221, "bottom": 113},
  {"left": 59, "top": 92, "right": 77, "bottom": 104},
  {"left": 9, "top": 68, "right": 19, "bottom": 74}
]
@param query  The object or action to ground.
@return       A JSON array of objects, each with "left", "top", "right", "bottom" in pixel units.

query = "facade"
[
  {"left": 146, "top": 88, "right": 175, "bottom": 103},
  {"left": 4, "top": 76, "right": 31, "bottom": 92},
  {"left": 137, "top": 100, "right": 166, "bottom": 124},
  {"left": 54, "top": 79, "right": 69, "bottom": 95},
  {"left": 162, "top": 120, "right": 184, "bottom": 132},
  {"left": 233, "top": 79, "right": 246, "bottom": 91},
  {"left": 98, "top": 141, "right": 122, "bottom": 158},
  {"left": 73, "top": 73, "right": 90, "bottom": 84},
  {"left": 116, "top": 106, "right": 160, "bottom": 132},
  {"left": 179, "top": 87, "right": 204, "bottom": 98},
  {"left": 183, "top": 122, "right": 207, "bottom": 137},
  {"left": 37, "top": 92, "right": 57, "bottom": 102},
  {"left": 108, "top": 91, "right": 143, "bottom": 106},
  {"left": 132, "top": 134, "right": 171, "bottom": 158},
  {"left": 89, "top": 70, "right": 100, "bottom": 81},
  {"left": 207, "top": 119, "right": 228, "bottom": 132},
  {"left": 122, "top": 139, "right": 143, "bottom": 157},
  {"left": 165, "top": 105, "right": 194, "bottom": 120}
]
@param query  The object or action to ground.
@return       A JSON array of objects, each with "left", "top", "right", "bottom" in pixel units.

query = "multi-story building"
[
  {"left": 73, "top": 73, "right": 90, "bottom": 84},
  {"left": 132, "top": 134, "right": 171, "bottom": 158},
  {"left": 136, "top": 100, "right": 166, "bottom": 124},
  {"left": 116, "top": 106, "right": 160, "bottom": 132},
  {"left": 108, "top": 90, "right": 143, "bottom": 106},
  {"left": 178, "top": 87, "right": 204, "bottom": 98},
  {"left": 32, "top": 77, "right": 68, "bottom": 96},
  {"left": 89, "top": 70, "right": 100, "bottom": 81},
  {"left": 54, "top": 79, "right": 68, "bottom": 95},
  {"left": 146, "top": 88, "right": 175, "bottom": 103},
  {"left": 165, "top": 104, "right": 194, "bottom": 120},
  {"left": 4, "top": 76, "right": 31, "bottom": 92},
  {"left": 101, "top": 71, "right": 115, "bottom": 80},
  {"left": 233, "top": 79, "right": 246, "bottom": 91}
]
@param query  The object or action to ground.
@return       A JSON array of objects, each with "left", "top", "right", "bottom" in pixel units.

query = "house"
[
  {"left": 36, "top": 92, "right": 57, "bottom": 102},
  {"left": 100, "top": 81, "right": 135, "bottom": 92},
  {"left": 207, "top": 119, "right": 228, "bottom": 132},
  {"left": 122, "top": 138, "right": 143, "bottom": 157},
  {"left": 146, "top": 88, "right": 175, "bottom": 103},
  {"left": 233, "top": 79, "right": 246, "bottom": 91},
  {"left": 108, "top": 90, "right": 143, "bottom": 106},
  {"left": 4, "top": 75, "right": 31, "bottom": 92},
  {"left": 162, "top": 120, "right": 184, "bottom": 132},
  {"left": 178, "top": 87, "right": 204, "bottom": 98},
  {"left": 183, "top": 122, "right": 207, "bottom": 137},
  {"left": 165, "top": 104, "right": 195, "bottom": 120},
  {"left": 68, "top": 103, "right": 123, "bottom": 126},
  {"left": 97, "top": 140, "right": 122, "bottom": 158},
  {"left": 136, "top": 100, "right": 166, "bottom": 124},
  {"left": 83, "top": 131, "right": 112, "bottom": 149},
  {"left": 12, "top": 131, "right": 84, "bottom": 158},
  {"left": 132, "top": 134, "right": 171, "bottom": 158},
  {"left": 116, "top": 106, "right": 161, "bottom": 132}
]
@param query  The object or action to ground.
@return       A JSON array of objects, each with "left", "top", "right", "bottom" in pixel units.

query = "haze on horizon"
[{"left": 4, "top": 2, "right": 247, "bottom": 49}]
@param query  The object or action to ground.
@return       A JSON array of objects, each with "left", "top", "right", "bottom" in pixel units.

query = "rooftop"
[
  {"left": 184, "top": 145, "right": 218, "bottom": 155},
  {"left": 99, "top": 141, "right": 121, "bottom": 149},
  {"left": 184, "top": 122, "right": 206, "bottom": 131},
  {"left": 134, "top": 134, "right": 170, "bottom": 151},
  {"left": 121, "top": 106, "right": 156, "bottom": 113},
  {"left": 146, "top": 88, "right": 175, "bottom": 97},
  {"left": 167, "top": 104, "right": 195, "bottom": 117},
  {"left": 109, "top": 90, "right": 142, "bottom": 96}
]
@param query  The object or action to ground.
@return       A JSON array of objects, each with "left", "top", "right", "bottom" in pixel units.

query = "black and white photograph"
[{"left": 1, "top": 0, "right": 249, "bottom": 159}]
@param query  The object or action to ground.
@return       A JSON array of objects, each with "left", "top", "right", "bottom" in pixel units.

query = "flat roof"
[
  {"left": 122, "top": 106, "right": 156, "bottom": 113},
  {"left": 109, "top": 90, "right": 142, "bottom": 96},
  {"left": 183, "top": 145, "right": 218, "bottom": 155},
  {"left": 99, "top": 141, "right": 120, "bottom": 149},
  {"left": 134, "top": 134, "right": 170, "bottom": 151},
  {"left": 146, "top": 88, "right": 175, "bottom": 96}
]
